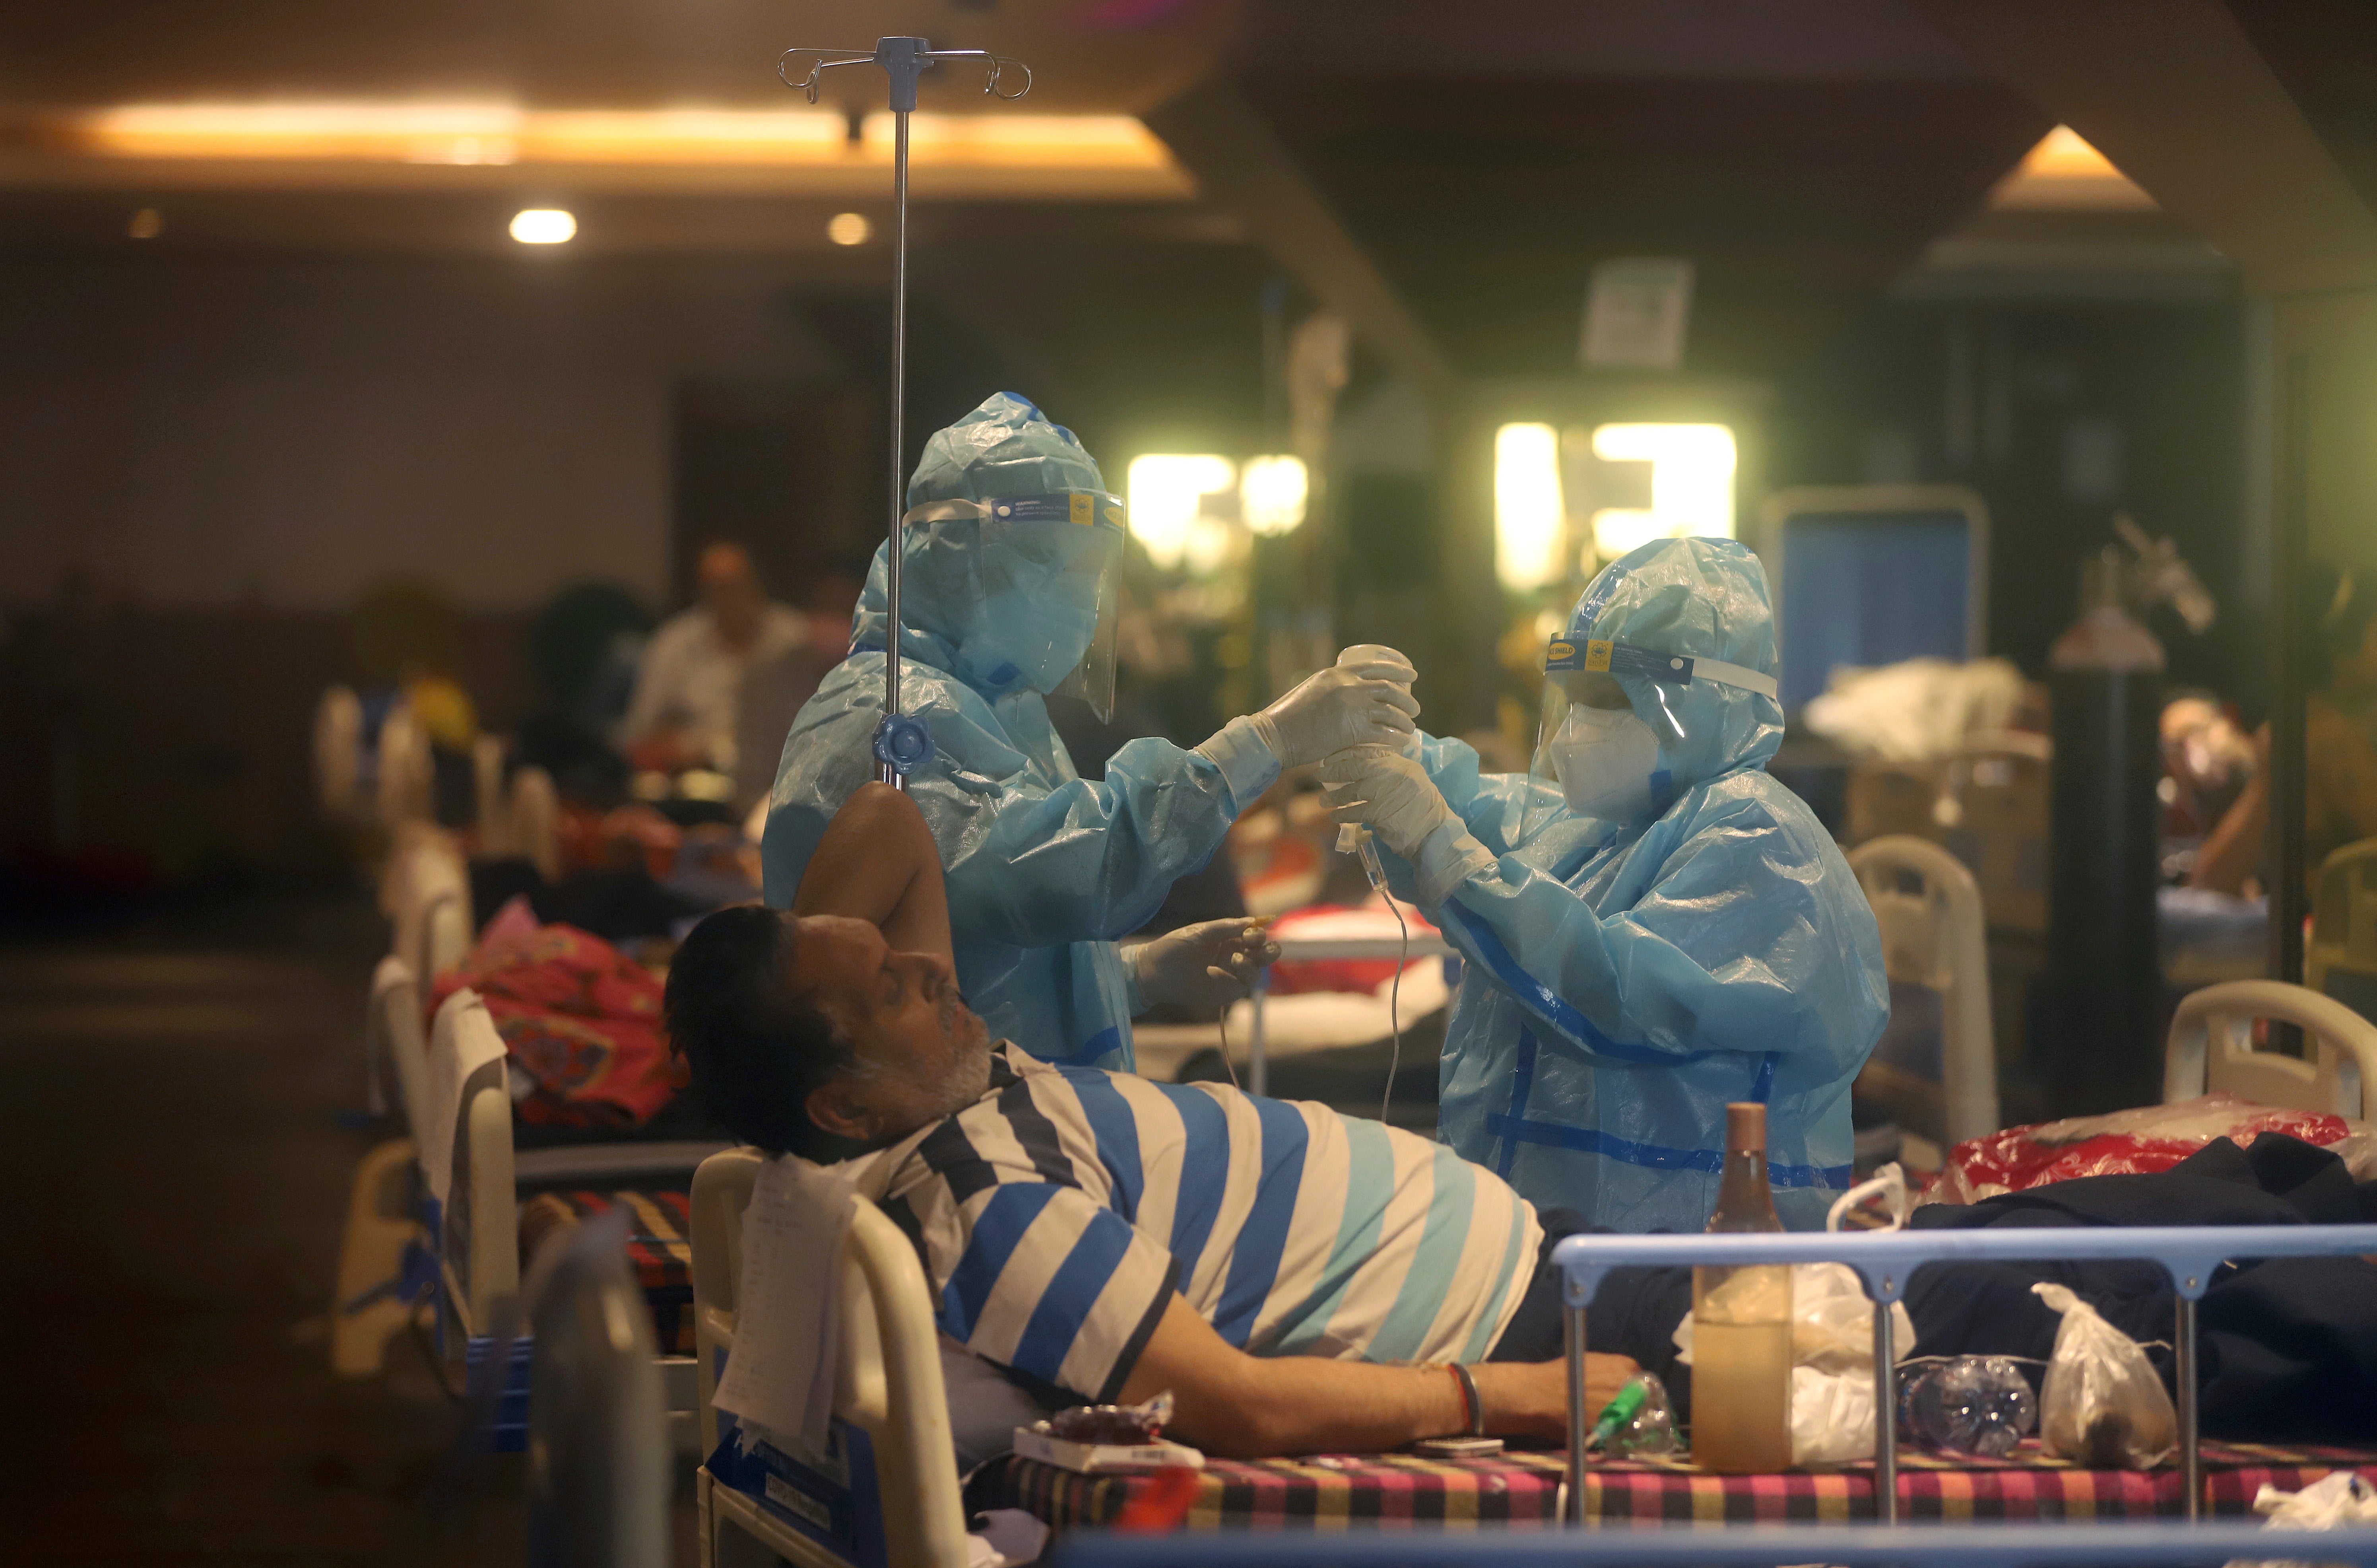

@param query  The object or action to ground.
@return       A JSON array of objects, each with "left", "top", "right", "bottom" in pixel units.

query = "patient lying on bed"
[{"left": 666, "top": 781, "right": 1641, "bottom": 1459}]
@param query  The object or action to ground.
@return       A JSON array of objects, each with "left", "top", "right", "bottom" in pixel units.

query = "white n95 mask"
[{"left": 1548, "top": 705, "right": 1663, "bottom": 821}]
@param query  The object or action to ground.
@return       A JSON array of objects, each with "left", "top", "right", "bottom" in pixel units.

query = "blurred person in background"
[
  {"left": 622, "top": 541, "right": 807, "bottom": 775},
  {"left": 728, "top": 559, "right": 868, "bottom": 814},
  {"left": 2160, "top": 693, "right": 2257, "bottom": 850},
  {"left": 801, "top": 560, "right": 867, "bottom": 660},
  {"left": 347, "top": 578, "right": 481, "bottom": 828},
  {"left": 516, "top": 581, "right": 652, "bottom": 808},
  {"left": 2194, "top": 562, "right": 2377, "bottom": 898}
]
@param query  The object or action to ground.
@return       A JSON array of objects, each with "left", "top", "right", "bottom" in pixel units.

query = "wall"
[
  {"left": 0, "top": 251, "right": 839, "bottom": 878},
  {"left": 0, "top": 252, "right": 835, "bottom": 613}
]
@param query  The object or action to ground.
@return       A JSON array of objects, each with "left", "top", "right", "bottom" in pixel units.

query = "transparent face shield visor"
[
  {"left": 901, "top": 492, "right": 1127, "bottom": 722},
  {"left": 1523, "top": 635, "right": 1779, "bottom": 835}
]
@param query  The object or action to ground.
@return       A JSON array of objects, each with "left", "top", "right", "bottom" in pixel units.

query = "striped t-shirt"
[{"left": 840, "top": 1044, "right": 1543, "bottom": 1405}]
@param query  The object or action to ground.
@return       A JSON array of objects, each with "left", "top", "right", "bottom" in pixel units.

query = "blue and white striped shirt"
[{"left": 843, "top": 1044, "right": 1543, "bottom": 1405}]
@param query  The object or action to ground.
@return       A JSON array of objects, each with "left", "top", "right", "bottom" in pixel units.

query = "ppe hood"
[{"left": 850, "top": 392, "right": 1124, "bottom": 714}]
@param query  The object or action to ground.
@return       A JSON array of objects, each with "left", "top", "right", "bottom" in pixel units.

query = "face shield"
[
  {"left": 902, "top": 491, "right": 1127, "bottom": 720},
  {"left": 1525, "top": 635, "right": 1779, "bottom": 834}
]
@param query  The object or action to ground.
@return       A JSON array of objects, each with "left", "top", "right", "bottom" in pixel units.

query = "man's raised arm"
[{"left": 791, "top": 780, "right": 954, "bottom": 964}]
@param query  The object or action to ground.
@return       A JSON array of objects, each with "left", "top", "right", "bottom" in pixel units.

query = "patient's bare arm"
[
  {"left": 792, "top": 781, "right": 954, "bottom": 964},
  {"left": 1118, "top": 1294, "right": 1636, "bottom": 1458}
]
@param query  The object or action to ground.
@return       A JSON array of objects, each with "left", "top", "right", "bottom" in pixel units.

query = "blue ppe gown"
[
  {"left": 1393, "top": 538, "right": 1888, "bottom": 1231},
  {"left": 761, "top": 396, "right": 1279, "bottom": 1071}
]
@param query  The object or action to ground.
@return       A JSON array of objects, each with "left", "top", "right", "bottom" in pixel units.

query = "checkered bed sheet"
[
  {"left": 515, "top": 1188, "right": 694, "bottom": 1355},
  {"left": 982, "top": 1441, "right": 2377, "bottom": 1530}
]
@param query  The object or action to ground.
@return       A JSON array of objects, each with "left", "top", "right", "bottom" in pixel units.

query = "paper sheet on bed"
[{"left": 715, "top": 1155, "right": 856, "bottom": 1454}]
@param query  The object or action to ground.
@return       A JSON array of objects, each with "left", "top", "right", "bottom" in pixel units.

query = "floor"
[{"left": 0, "top": 885, "right": 700, "bottom": 1564}]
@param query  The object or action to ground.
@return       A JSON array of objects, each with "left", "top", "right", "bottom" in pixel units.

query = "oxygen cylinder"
[{"left": 2047, "top": 548, "right": 2167, "bottom": 1116}]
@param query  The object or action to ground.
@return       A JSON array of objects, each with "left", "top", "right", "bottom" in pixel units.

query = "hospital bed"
[
  {"left": 1054, "top": 1522, "right": 2377, "bottom": 1568},
  {"left": 1849, "top": 834, "right": 1999, "bottom": 1154},
  {"left": 330, "top": 971, "right": 722, "bottom": 1448},
  {"left": 330, "top": 829, "right": 475, "bottom": 1378},
  {"left": 431, "top": 988, "right": 722, "bottom": 1450},
  {"left": 334, "top": 802, "right": 724, "bottom": 1397},
  {"left": 690, "top": 1147, "right": 976, "bottom": 1568},
  {"left": 683, "top": 975, "right": 2377, "bottom": 1560},
  {"left": 522, "top": 1205, "right": 673, "bottom": 1568},
  {"left": 316, "top": 681, "right": 561, "bottom": 872},
  {"left": 1131, "top": 925, "right": 1457, "bottom": 1116},
  {"left": 2310, "top": 836, "right": 2377, "bottom": 1024},
  {"left": 378, "top": 824, "right": 473, "bottom": 1002}
]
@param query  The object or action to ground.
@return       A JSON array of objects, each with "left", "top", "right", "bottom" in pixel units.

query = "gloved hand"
[
  {"left": 1337, "top": 643, "right": 1416, "bottom": 687},
  {"left": 1125, "top": 918, "right": 1282, "bottom": 1016},
  {"left": 1243, "top": 647, "right": 1420, "bottom": 770},
  {"left": 1317, "top": 745, "right": 1458, "bottom": 862}
]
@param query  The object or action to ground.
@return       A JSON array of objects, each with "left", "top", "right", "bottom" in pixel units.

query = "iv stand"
[{"left": 778, "top": 38, "right": 1031, "bottom": 788}]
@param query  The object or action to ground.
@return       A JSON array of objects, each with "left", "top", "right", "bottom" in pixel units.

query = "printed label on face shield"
[
  {"left": 1069, "top": 491, "right": 1093, "bottom": 526},
  {"left": 1584, "top": 640, "right": 1614, "bottom": 673}
]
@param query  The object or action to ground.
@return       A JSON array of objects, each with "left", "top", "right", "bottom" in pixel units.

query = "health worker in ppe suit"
[
  {"left": 763, "top": 392, "right": 1418, "bottom": 1070},
  {"left": 1319, "top": 537, "right": 1887, "bottom": 1230}
]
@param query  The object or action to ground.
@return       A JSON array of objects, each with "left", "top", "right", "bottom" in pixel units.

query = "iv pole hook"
[{"left": 774, "top": 38, "right": 1032, "bottom": 788}]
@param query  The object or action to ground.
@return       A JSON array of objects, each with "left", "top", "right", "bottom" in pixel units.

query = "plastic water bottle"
[
  {"left": 1589, "top": 1371, "right": 1680, "bottom": 1458},
  {"left": 1899, "top": 1356, "right": 2038, "bottom": 1457}
]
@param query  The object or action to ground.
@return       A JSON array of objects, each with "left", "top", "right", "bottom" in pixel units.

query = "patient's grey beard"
[
  {"left": 914, "top": 991, "right": 993, "bottom": 1119},
  {"left": 929, "top": 1035, "right": 993, "bottom": 1116}
]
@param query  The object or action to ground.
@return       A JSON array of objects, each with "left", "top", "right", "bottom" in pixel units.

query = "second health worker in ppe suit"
[
  {"left": 764, "top": 393, "right": 1417, "bottom": 1070},
  {"left": 1321, "top": 537, "right": 1887, "bottom": 1230}
]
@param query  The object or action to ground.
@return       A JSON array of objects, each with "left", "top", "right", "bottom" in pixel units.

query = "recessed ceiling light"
[
  {"left": 509, "top": 207, "right": 576, "bottom": 245},
  {"left": 127, "top": 207, "right": 163, "bottom": 239},
  {"left": 827, "top": 211, "right": 872, "bottom": 246}
]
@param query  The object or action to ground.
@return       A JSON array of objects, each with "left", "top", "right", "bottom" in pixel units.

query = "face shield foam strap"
[
  {"left": 1544, "top": 637, "right": 1778, "bottom": 700},
  {"left": 901, "top": 492, "right": 1126, "bottom": 529},
  {"left": 897, "top": 490, "right": 1128, "bottom": 720}
]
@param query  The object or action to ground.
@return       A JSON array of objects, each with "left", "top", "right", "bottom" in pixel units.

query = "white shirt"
[{"left": 623, "top": 602, "right": 807, "bottom": 765}]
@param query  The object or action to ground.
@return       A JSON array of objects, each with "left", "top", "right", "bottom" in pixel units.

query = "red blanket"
[
  {"left": 1931, "top": 1092, "right": 2365, "bottom": 1205},
  {"left": 431, "top": 909, "right": 684, "bottom": 1129}
]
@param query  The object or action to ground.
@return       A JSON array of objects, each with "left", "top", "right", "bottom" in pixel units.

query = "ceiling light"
[
  {"left": 1990, "top": 124, "right": 2155, "bottom": 211},
  {"left": 127, "top": 207, "right": 163, "bottom": 239},
  {"left": 1239, "top": 455, "right": 1308, "bottom": 538},
  {"left": 1494, "top": 423, "right": 1564, "bottom": 592},
  {"left": 1587, "top": 423, "right": 1736, "bottom": 557},
  {"left": 509, "top": 207, "right": 576, "bottom": 245},
  {"left": 62, "top": 103, "right": 1193, "bottom": 199},
  {"left": 827, "top": 211, "right": 872, "bottom": 246},
  {"left": 1126, "top": 454, "right": 1235, "bottom": 571}
]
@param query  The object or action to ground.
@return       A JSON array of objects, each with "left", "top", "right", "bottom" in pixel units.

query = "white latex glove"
[
  {"left": 1316, "top": 746, "right": 1457, "bottom": 862},
  {"left": 1125, "top": 918, "right": 1282, "bottom": 1015},
  {"left": 1243, "top": 648, "right": 1420, "bottom": 770}
]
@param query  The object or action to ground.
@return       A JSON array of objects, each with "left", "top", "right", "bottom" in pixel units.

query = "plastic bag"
[
  {"left": 2226, "top": 1472, "right": 2377, "bottom": 1568},
  {"left": 2032, "top": 1283, "right": 2177, "bottom": 1468},
  {"left": 1674, "top": 1264, "right": 1915, "bottom": 1465}
]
